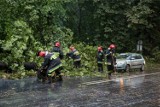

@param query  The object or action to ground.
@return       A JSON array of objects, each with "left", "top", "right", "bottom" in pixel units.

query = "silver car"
[{"left": 115, "top": 53, "right": 145, "bottom": 72}]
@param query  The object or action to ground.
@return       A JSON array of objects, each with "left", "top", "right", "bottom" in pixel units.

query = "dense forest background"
[{"left": 0, "top": 0, "right": 160, "bottom": 74}]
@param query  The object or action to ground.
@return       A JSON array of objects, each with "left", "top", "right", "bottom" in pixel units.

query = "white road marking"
[{"left": 81, "top": 72, "right": 160, "bottom": 86}]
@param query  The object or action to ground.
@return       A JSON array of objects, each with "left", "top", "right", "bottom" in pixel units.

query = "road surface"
[{"left": 0, "top": 72, "right": 160, "bottom": 107}]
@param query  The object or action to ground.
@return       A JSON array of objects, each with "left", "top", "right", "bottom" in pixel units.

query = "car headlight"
[
  {"left": 116, "top": 62, "right": 126, "bottom": 67},
  {"left": 118, "top": 62, "right": 125, "bottom": 65}
]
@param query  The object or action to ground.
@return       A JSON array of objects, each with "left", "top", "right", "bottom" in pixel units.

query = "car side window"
[
  {"left": 135, "top": 55, "right": 142, "bottom": 59},
  {"left": 130, "top": 55, "right": 136, "bottom": 60}
]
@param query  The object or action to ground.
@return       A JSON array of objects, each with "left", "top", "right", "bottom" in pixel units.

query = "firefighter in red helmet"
[
  {"left": 55, "top": 42, "right": 60, "bottom": 47},
  {"left": 37, "top": 51, "right": 63, "bottom": 83},
  {"left": 52, "top": 41, "right": 64, "bottom": 60},
  {"left": 110, "top": 44, "right": 115, "bottom": 48},
  {"left": 105, "top": 44, "right": 116, "bottom": 79},
  {"left": 66, "top": 45, "right": 81, "bottom": 68},
  {"left": 96, "top": 46, "right": 104, "bottom": 72}
]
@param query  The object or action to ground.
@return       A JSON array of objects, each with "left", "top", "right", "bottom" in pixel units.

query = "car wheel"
[
  {"left": 125, "top": 64, "right": 130, "bottom": 72},
  {"left": 140, "top": 64, "right": 144, "bottom": 71}
]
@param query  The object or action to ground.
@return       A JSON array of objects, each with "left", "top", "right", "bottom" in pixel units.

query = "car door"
[
  {"left": 135, "top": 55, "right": 144, "bottom": 68},
  {"left": 130, "top": 54, "right": 139, "bottom": 69}
]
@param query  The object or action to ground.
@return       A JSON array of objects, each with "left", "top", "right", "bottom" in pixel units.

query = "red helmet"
[
  {"left": 70, "top": 46, "right": 75, "bottom": 51},
  {"left": 98, "top": 46, "right": 102, "bottom": 51},
  {"left": 55, "top": 42, "right": 60, "bottom": 47},
  {"left": 37, "top": 51, "right": 46, "bottom": 57},
  {"left": 109, "top": 44, "right": 115, "bottom": 49}
]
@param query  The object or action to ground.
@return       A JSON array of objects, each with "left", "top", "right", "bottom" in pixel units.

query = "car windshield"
[{"left": 116, "top": 54, "right": 130, "bottom": 59}]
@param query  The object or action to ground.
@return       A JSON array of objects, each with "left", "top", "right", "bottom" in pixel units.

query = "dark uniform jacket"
[
  {"left": 97, "top": 51, "right": 104, "bottom": 63},
  {"left": 67, "top": 49, "right": 81, "bottom": 61},
  {"left": 52, "top": 46, "right": 64, "bottom": 59},
  {"left": 42, "top": 53, "right": 62, "bottom": 75},
  {"left": 105, "top": 49, "right": 116, "bottom": 65}
]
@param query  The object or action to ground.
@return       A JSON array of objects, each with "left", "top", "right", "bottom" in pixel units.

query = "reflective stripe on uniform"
[
  {"left": 98, "top": 61, "right": 103, "bottom": 64},
  {"left": 74, "top": 58, "right": 81, "bottom": 61},
  {"left": 50, "top": 52, "right": 59, "bottom": 60},
  {"left": 107, "top": 62, "right": 111, "bottom": 65},
  {"left": 50, "top": 54, "right": 57, "bottom": 60},
  {"left": 54, "top": 52, "right": 60, "bottom": 57},
  {"left": 73, "top": 51, "right": 79, "bottom": 55},
  {"left": 48, "top": 64, "right": 62, "bottom": 75}
]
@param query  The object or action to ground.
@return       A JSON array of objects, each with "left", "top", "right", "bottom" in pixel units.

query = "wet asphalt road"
[{"left": 0, "top": 71, "right": 160, "bottom": 107}]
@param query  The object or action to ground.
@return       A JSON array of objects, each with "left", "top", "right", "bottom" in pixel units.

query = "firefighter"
[
  {"left": 105, "top": 44, "right": 116, "bottom": 79},
  {"left": 37, "top": 51, "right": 63, "bottom": 83},
  {"left": 97, "top": 46, "right": 104, "bottom": 72},
  {"left": 66, "top": 45, "right": 81, "bottom": 68},
  {"left": 52, "top": 41, "right": 64, "bottom": 59}
]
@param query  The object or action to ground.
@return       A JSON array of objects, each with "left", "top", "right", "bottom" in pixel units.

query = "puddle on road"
[{"left": 0, "top": 72, "right": 160, "bottom": 107}]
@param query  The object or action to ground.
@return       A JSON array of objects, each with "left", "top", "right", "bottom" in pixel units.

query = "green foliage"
[
  {"left": 0, "top": 0, "right": 160, "bottom": 79},
  {"left": 0, "top": 71, "right": 36, "bottom": 80},
  {"left": 0, "top": 20, "right": 42, "bottom": 71},
  {"left": 45, "top": 26, "right": 74, "bottom": 51},
  {"left": 151, "top": 51, "right": 160, "bottom": 63}
]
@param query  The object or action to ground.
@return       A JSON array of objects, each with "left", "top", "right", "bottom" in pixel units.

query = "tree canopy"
[{"left": 0, "top": 0, "right": 160, "bottom": 71}]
